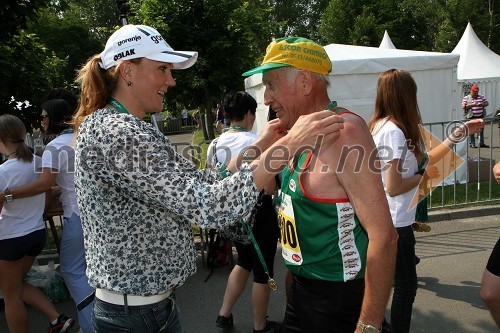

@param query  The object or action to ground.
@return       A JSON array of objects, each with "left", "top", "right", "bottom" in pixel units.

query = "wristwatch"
[
  {"left": 357, "top": 321, "right": 381, "bottom": 333},
  {"left": 4, "top": 189, "right": 13, "bottom": 203}
]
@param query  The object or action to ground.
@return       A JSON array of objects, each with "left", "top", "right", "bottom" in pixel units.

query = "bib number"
[{"left": 278, "top": 193, "right": 303, "bottom": 265}]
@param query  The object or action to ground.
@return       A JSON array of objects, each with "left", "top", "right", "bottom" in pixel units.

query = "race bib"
[{"left": 278, "top": 193, "right": 303, "bottom": 265}]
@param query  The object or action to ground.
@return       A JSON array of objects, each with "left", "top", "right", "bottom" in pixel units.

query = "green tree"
[
  {"left": 0, "top": 0, "right": 61, "bottom": 129},
  {"left": 266, "top": 0, "right": 329, "bottom": 41},
  {"left": 29, "top": 13, "right": 104, "bottom": 89},
  {"left": 444, "top": 0, "right": 500, "bottom": 54},
  {"left": 350, "top": 8, "right": 378, "bottom": 46},
  {"left": 434, "top": 18, "right": 460, "bottom": 52},
  {"left": 319, "top": 0, "right": 364, "bottom": 44},
  {"left": 0, "top": 31, "right": 68, "bottom": 128},
  {"left": 0, "top": 0, "right": 118, "bottom": 129},
  {"left": 0, "top": 0, "right": 51, "bottom": 40},
  {"left": 133, "top": 0, "right": 273, "bottom": 139}
]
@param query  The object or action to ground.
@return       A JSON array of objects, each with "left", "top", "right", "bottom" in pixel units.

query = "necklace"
[
  {"left": 109, "top": 98, "right": 129, "bottom": 114},
  {"left": 229, "top": 125, "right": 247, "bottom": 132},
  {"left": 6, "top": 151, "right": 16, "bottom": 158}
]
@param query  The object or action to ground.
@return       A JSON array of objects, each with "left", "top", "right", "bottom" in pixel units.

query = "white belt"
[{"left": 95, "top": 288, "right": 172, "bottom": 306}]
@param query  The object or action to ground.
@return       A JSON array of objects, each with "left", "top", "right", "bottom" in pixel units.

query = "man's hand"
[
  {"left": 493, "top": 162, "right": 500, "bottom": 184},
  {"left": 451, "top": 119, "right": 484, "bottom": 139},
  {"left": 423, "top": 164, "right": 440, "bottom": 183},
  {"left": 257, "top": 118, "right": 287, "bottom": 150},
  {"left": 285, "top": 110, "right": 344, "bottom": 156}
]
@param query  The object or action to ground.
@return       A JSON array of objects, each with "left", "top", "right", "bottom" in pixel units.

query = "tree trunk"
[
  {"left": 205, "top": 106, "right": 215, "bottom": 140},
  {"left": 200, "top": 110, "right": 209, "bottom": 140},
  {"left": 487, "top": 0, "right": 494, "bottom": 48}
]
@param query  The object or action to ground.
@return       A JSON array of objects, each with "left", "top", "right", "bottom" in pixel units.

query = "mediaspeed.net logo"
[{"left": 409, "top": 124, "right": 466, "bottom": 210}]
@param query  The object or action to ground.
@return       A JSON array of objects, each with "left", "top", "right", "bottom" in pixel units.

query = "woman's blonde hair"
[
  {"left": 368, "top": 69, "right": 425, "bottom": 161},
  {"left": 73, "top": 55, "right": 141, "bottom": 130},
  {"left": 0, "top": 115, "right": 33, "bottom": 163}
]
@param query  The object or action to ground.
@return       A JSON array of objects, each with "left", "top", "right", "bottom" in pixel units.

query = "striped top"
[{"left": 462, "top": 94, "right": 488, "bottom": 117}]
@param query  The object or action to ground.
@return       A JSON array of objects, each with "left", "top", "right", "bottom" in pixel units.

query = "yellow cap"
[{"left": 242, "top": 37, "right": 331, "bottom": 77}]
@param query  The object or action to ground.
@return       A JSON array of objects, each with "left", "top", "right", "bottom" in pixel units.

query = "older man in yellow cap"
[{"left": 243, "top": 37, "right": 398, "bottom": 333}]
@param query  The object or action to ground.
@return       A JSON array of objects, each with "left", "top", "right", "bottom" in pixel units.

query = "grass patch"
[
  {"left": 429, "top": 181, "right": 500, "bottom": 208},
  {"left": 194, "top": 129, "right": 499, "bottom": 208},
  {"left": 192, "top": 129, "right": 217, "bottom": 169}
]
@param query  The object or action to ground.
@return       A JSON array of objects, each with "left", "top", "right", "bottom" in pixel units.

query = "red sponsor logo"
[{"left": 292, "top": 254, "right": 301, "bottom": 262}]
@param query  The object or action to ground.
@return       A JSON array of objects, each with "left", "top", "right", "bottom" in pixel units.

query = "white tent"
[
  {"left": 452, "top": 23, "right": 500, "bottom": 117},
  {"left": 245, "top": 44, "right": 467, "bottom": 183},
  {"left": 379, "top": 30, "right": 396, "bottom": 49},
  {"left": 245, "top": 43, "right": 460, "bottom": 134}
]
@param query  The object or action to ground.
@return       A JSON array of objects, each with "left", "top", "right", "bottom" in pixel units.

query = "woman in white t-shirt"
[
  {"left": 368, "top": 69, "right": 485, "bottom": 333},
  {"left": 209, "top": 91, "right": 281, "bottom": 333},
  {"left": 369, "top": 69, "right": 432, "bottom": 333},
  {"left": 0, "top": 114, "right": 74, "bottom": 333},
  {"left": 0, "top": 99, "right": 93, "bottom": 333}
]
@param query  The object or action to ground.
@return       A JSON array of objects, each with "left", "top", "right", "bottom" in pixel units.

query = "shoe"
[
  {"left": 48, "top": 314, "right": 74, "bottom": 333},
  {"left": 479, "top": 144, "right": 490, "bottom": 148},
  {"left": 216, "top": 314, "right": 234, "bottom": 328},
  {"left": 412, "top": 222, "right": 431, "bottom": 232},
  {"left": 469, "top": 144, "right": 477, "bottom": 148},
  {"left": 254, "top": 318, "right": 282, "bottom": 333}
]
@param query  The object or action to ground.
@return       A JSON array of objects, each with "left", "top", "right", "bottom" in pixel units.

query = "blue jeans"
[
  {"left": 60, "top": 213, "right": 94, "bottom": 333},
  {"left": 469, "top": 118, "right": 485, "bottom": 146},
  {"left": 391, "top": 226, "right": 418, "bottom": 333},
  {"left": 93, "top": 295, "right": 182, "bottom": 332},
  {"left": 469, "top": 129, "right": 485, "bottom": 145}
]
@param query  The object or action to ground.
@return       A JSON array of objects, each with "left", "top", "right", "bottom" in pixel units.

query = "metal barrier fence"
[
  {"left": 170, "top": 119, "right": 500, "bottom": 210},
  {"left": 151, "top": 115, "right": 197, "bottom": 135},
  {"left": 422, "top": 117, "right": 499, "bottom": 210}
]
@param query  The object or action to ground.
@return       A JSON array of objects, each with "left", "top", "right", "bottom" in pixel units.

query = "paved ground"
[
  {"left": 1, "top": 133, "right": 499, "bottom": 332},
  {"left": 1, "top": 209, "right": 498, "bottom": 333}
]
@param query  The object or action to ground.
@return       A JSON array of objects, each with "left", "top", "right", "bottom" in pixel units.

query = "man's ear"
[{"left": 297, "top": 70, "right": 313, "bottom": 95}]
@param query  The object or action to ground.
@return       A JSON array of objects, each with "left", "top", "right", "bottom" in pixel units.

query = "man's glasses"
[{"left": 40, "top": 115, "right": 48, "bottom": 120}]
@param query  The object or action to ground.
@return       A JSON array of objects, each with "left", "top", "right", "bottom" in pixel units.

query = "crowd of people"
[{"left": 0, "top": 22, "right": 498, "bottom": 333}]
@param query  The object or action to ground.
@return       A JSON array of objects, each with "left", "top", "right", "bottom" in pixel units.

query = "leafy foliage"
[
  {"left": 265, "top": 0, "right": 329, "bottom": 41},
  {"left": 1, "top": 0, "right": 499, "bottom": 131},
  {"left": 319, "top": 0, "right": 499, "bottom": 54},
  {"left": 0, "top": 0, "right": 117, "bottom": 129},
  {"left": 132, "top": 0, "right": 273, "bottom": 139},
  {"left": 0, "top": 0, "right": 51, "bottom": 40}
]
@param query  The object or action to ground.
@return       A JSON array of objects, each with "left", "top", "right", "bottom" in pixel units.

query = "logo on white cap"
[{"left": 99, "top": 25, "right": 198, "bottom": 70}]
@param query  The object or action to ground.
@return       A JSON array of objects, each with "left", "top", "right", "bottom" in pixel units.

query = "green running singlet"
[{"left": 277, "top": 104, "right": 369, "bottom": 282}]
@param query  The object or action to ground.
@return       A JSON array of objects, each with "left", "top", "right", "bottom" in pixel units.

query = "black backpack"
[{"left": 206, "top": 229, "right": 230, "bottom": 269}]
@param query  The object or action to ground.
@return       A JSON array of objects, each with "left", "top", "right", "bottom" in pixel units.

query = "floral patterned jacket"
[{"left": 75, "top": 108, "right": 258, "bottom": 296}]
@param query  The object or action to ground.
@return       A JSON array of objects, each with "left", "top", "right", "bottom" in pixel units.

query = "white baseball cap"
[{"left": 99, "top": 24, "right": 198, "bottom": 70}]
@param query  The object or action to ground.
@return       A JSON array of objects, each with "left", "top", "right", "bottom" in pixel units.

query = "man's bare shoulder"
[{"left": 333, "top": 112, "right": 374, "bottom": 148}]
